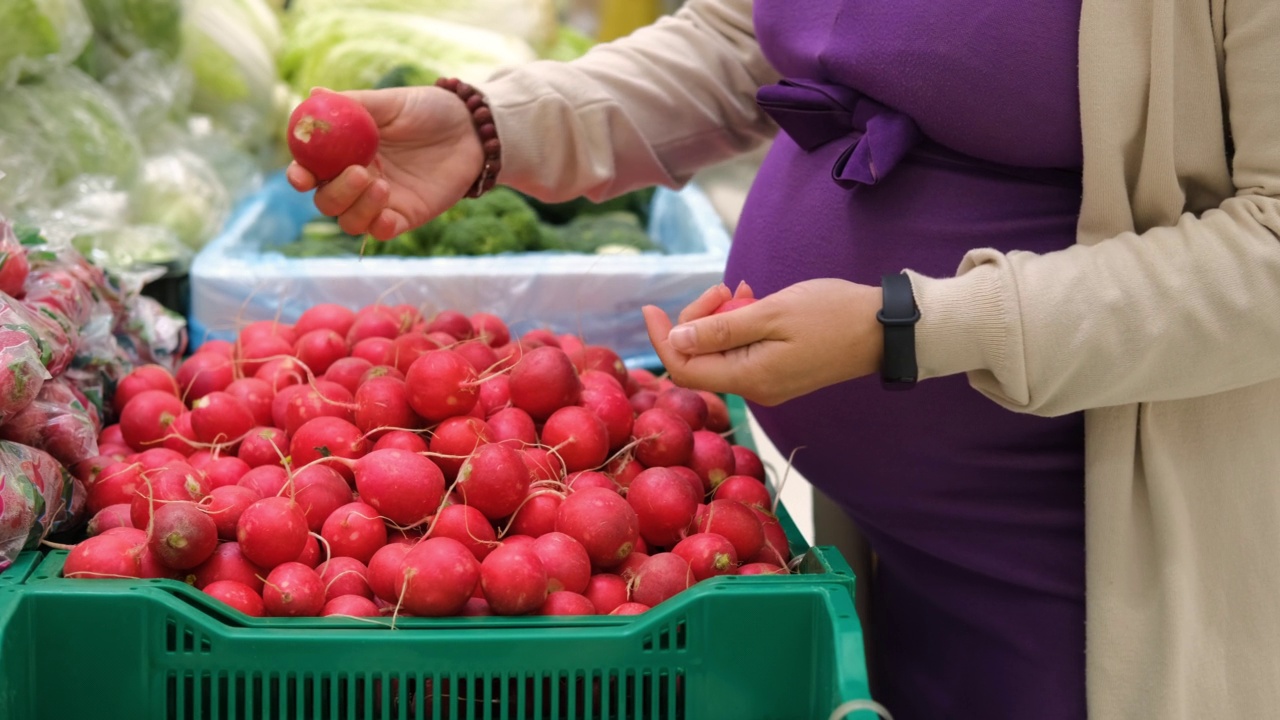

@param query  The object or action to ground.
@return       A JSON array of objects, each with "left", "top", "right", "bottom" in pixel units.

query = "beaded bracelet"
[{"left": 434, "top": 77, "right": 502, "bottom": 198}]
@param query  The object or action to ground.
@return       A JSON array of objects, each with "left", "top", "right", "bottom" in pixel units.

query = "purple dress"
[{"left": 727, "top": 3, "right": 1087, "bottom": 718}]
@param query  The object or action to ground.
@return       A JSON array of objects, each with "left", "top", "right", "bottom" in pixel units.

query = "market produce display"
[{"left": 61, "top": 302, "right": 791, "bottom": 618}]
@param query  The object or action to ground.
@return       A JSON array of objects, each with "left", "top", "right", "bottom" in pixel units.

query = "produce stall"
[{"left": 0, "top": 2, "right": 872, "bottom": 718}]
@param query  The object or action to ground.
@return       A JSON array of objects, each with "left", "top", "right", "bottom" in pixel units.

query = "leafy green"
[
  {"left": 0, "top": 0, "right": 92, "bottom": 86},
  {"left": 286, "top": 0, "right": 557, "bottom": 52}
]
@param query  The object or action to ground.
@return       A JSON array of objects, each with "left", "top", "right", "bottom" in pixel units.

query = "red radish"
[
  {"left": 632, "top": 408, "right": 694, "bottom": 468},
  {"left": 626, "top": 467, "right": 700, "bottom": 548},
  {"left": 236, "top": 335, "right": 293, "bottom": 377},
  {"left": 72, "top": 454, "right": 115, "bottom": 486},
  {"left": 698, "top": 391, "right": 731, "bottom": 433},
  {"left": 87, "top": 463, "right": 142, "bottom": 515},
  {"left": 616, "top": 551, "right": 649, "bottom": 581},
  {"left": 689, "top": 430, "right": 736, "bottom": 491},
  {"left": 102, "top": 424, "right": 127, "bottom": 446},
  {"left": 120, "top": 390, "right": 187, "bottom": 451},
  {"left": 189, "top": 451, "right": 217, "bottom": 470},
  {"left": 540, "top": 406, "right": 609, "bottom": 472},
  {"left": 372, "top": 430, "right": 428, "bottom": 453},
  {"left": 696, "top": 499, "right": 765, "bottom": 560},
  {"left": 673, "top": 533, "right": 739, "bottom": 581},
  {"left": 655, "top": 388, "right": 708, "bottom": 432},
  {"left": 572, "top": 346, "right": 629, "bottom": 387},
  {"left": 566, "top": 470, "right": 616, "bottom": 494},
  {"left": 351, "top": 336, "right": 396, "bottom": 366},
  {"left": 427, "top": 416, "right": 490, "bottom": 479},
  {"left": 289, "top": 417, "right": 367, "bottom": 482},
  {"left": 456, "top": 443, "right": 530, "bottom": 520},
  {"left": 254, "top": 357, "right": 308, "bottom": 393},
  {"left": 610, "top": 602, "right": 651, "bottom": 615},
  {"left": 63, "top": 534, "right": 141, "bottom": 579},
  {"left": 195, "top": 339, "right": 235, "bottom": 357},
  {"left": 628, "top": 368, "right": 659, "bottom": 392},
  {"left": 148, "top": 501, "right": 218, "bottom": 570},
  {"left": 273, "top": 381, "right": 354, "bottom": 437},
  {"left": 405, "top": 350, "right": 479, "bottom": 422},
  {"left": 292, "top": 465, "right": 354, "bottom": 532},
  {"left": 288, "top": 92, "right": 379, "bottom": 182},
  {"left": 237, "top": 465, "right": 288, "bottom": 498},
  {"left": 607, "top": 456, "right": 644, "bottom": 492},
  {"left": 469, "top": 313, "right": 509, "bottom": 347},
  {"left": 157, "top": 413, "right": 198, "bottom": 455},
  {"left": 749, "top": 510, "right": 792, "bottom": 566},
  {"left": 292, "top": 329, "right": 348, "bottom": 376},
  {"left": 521, "top": 447, "right": 565, "bottom": 484},
  {"left": 666, "top": 466, "right": 706, "bottom": 502},
  {"left": 130, "top": 463, "right": 209, "bottom": 530},
  {"left": 508, "top": 347, "right": 582, "bottom": 421},
  {"left": 521, "top": 329, "right": 560, "bottom": 348},
  {"left": 113, "top": 365, "right": 179, "bottom": 414},
  {"left": 396, "top": 537, "right": 482, "bottom": 617},
  {"left": 492, "top": 343, "right": 525, "bottom": 371},
  {"left": 353, "top": 376, "right": 422, "bottom": 440},
  {"left": 239, "top": 320, "right": 298, "bottom": 348},
  {"left": 424, "top": 310, "right": 472, "bottom": 340},
  {"left": 321, "top": 595, "right": 380, "bottom": 617},
  {"left": 555, "top": 487, "right": 640, "bottom": 569},
  {"left": 360, "top": 365, "right": 404, "bottom": 384},
  {"left": 713, "top": 297, "right": 757, "bottom": 314},
  {"left": 630, "top": 553, "right": 695, "bottom": 607},
  {"left": 263, "top": 562, "right": 326, "bottom": 617},
  {"left": 190, "top": 542, "right": 265, "bottom": 591},
  {"left": 427, "top": 503, "right": 497, "bottom": 561},
  {"left": 204, "top": 580, "right": 266, "bottom": 617},
  {"left": 320, "top": 501, "right": 386, "bottom": 564},
  {"left": 557, "top": 334, "right": 585, "bottom": 360},
  {"left": 236, "top": 496, "right": 309, "bottom": 569},
  {"left": 455, "top": 341, "right": 499, "bottom": 374},
  {"left": 480, "top": 544, "right": 548, "bottom": 616},
  {"left": 137, "top": 544, "right": 183, "bottom": 579},
  {"left": 538, "top": 591, "right": 597, "bottom": 616},
  {"left": 176, "top": 353, "right": 234, "bottom": 403},
  {"left": 0, "top": 244, "right": 29, "bottom": 297},
  {"left": 584, "top": 573, "right": 629, "bottom": 614},
  {"left": 579, "top": 370, "right": 624, "bottom": 396},
  {"left": 731, "top": 446, "right": 766, "bottom": 482},
  {"left": 366, "top": 542, "right": 412, "bottom": 602},
  {"left": 189, "top": 392, "right": 255, "bottom": 447},
  {"left": 224, "top": 378, "right": 275, "bottom": 428},
  {"left": 530, "top": 531, "right": 591, "bottom": 594},
  {"left": 86, "top": 504, "right": 133, "bottom": 536},
  {"left": 346, "top": 310, "right": 400, "bottom": 346},
  {"left": 203, "top": 456, "right": 252, "bottom": 489},
  {"left": 581, "top": 387, "right": 635, "bottom": 452},
  {"left": 487, "top": 407, "right": 536, "bottom": 448},
  {"left": 477, "top": 373, "right": 511, "bottom": 414},
  {"left": 508, "top": 491, "right": 562, "bottom": 538},
  {"left": 738, "top": 563, "right": 786, "bottom": 575},
  {"left": 391, "top": 333, "right": 441, "bottom": 375},
  {"left": 101, "top": 527, "right": 147, "bottom": 543},
  {"left": 135, "top": 448, "right": 190, "bottom": 471},
  {"left": 238, "top": 426, "right": 289, "bottom": 468},
  {"left": 323, "top": 356, "right": 374, "bottom": 394},
  {"left": 714, "top": 475, "right": 772, "bottom": 510},
  {"left": 316, "top": 556, "right": 372, "bottom": 601},
  {"left": 295, "top": 303, "right": 357, "bottom": 338},
  {"left": 460, "top": 597, "right": 493, "bottom": 616},
  {"left": 628, "top": 390, "right": 658, "bottom": 415},
  {"left": 205, "top": 485, "right": 263, "bottom": 541},
  {"left": 353, "top": 449, "right": 445, "bottom": 527},
  {"left": 294, "top": 533, "right": 321, "bottom": 567}
]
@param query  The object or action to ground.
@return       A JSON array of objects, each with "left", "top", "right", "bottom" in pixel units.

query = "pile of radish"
[{"left": 64, "top": 302, "right": 793, "bottom": 619}]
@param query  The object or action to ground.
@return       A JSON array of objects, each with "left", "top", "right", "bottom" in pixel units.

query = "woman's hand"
[
  {"left": 642, "top": 279, "right": 885, "bottom": 406},
  {"left": 286, "top": 86, "right": 484, "bottom": 241}
]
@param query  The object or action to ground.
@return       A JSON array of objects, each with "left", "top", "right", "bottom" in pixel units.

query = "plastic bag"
[
  {"left": 0, "top": 291, "right": 75, "bottom": 377},
  {"left": 0, "top": 0, "right": 93, "bottom": 87},
  {"left": 0, "top": 329, "right": 52, "bottom": 426},
  {"left": 0, "top": 440, "right": 85, "bottom": 571},
  {"left": 0, "top": 377, "right": 100, "bottom": 467},
  {"left": 131, "top": 149, "right": 231, "bottom": 251}
]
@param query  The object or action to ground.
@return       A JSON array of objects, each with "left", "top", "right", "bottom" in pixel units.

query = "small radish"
[
  {"left": 607, "top": 456, "right": 645, "bottom": 493},
  {"left": 480, "top": 544, "right": 548, "bottom": 616},
  {"left": 352, "top": 448, "right": 445, "bottom": 527},
  {"left": 391, "top": 333, "right": 441, "bottom": 375},
  {"left": 294, "top": 533, "right": 322, "bottom": 568},
  {"left": 749, "top": 509, "right": 793, "bottom": 566},
  {"left": 695, "top": 499, "right": 765, "bottom": 560},
  {"left": 609, "top": 602, "right": 651, "bottom": 616},
  {"left": 87, "top": 462, "right": 142, "bottom": 515},
  {"left": 455, "top": 341, "right": 499, "bottom": 374},
  {"left": 63, "top": 534, "right": 141, "bottom": 579},
  {"left": 460, "top": 598, "right": 494, "bottom": 616},
  {"left": 236, "top": 335, "right": 294, "bottom": 377},
  {"left": 555, "top": 487, "right": 640, "bottom": 570},
  {"left": 176, "top": 353, "right": 235, "bottom": 403},
  {"left": 738, "top": 563, "right": 787, "bottom": 576},
  {"left": 295, "top": 303, "right": 357, "bottom": 338},
  {"left": 655, "top": 388, "right": 708, "bottom": 432},
  {"left": 238, "top": 426, "right": 289, "bottom": 468},
  {"left": 288, "top": 92, "right": 380, "bottom": 182},
  {"left": 274, "top": 381, "right": 355, "bottom": 437},
  {"left": 689, "top": 430, "right": 736, "bottom": 492},
  {"left": 349, "top": 320, "right": 399, "bottom": 352},
  {"left": 113, "top": 365, "right": 179, "bottom": 414},
  {"left": 323, "top": 357, "right": 374, "bottom": 395},
  {"left": 321, "top": 595, "right": 380, "bottom": 617},
  {"left": 190, "top": 392, "right": 256, "bottom": 446},
  {"left": 130, "top": 463, "right": 210, "bottom": 530},
  {"left": 135, "top": 449, "right": 190, "bottom": 471},
  {"left": 86, "top": 504, "right": 133, "bottom": 536},
  {"left": 508, "top": 346, "right": 582, "bottom": 421},
  {"left": 405, "top": 349, "right": 479, "bottom": 422},
  {"left": 425, "top": 310, "right": 473, "bottom": 341},
  {"left": 254, "top": 357, "right": 307, "bottom": 393},
  {"left": 205, "top": 485, "right": 263, "bottom": 541},
  {"left": 190, "top": 542, "right": 265, "bottom": 591},
  {"left": 292, "top": 465, "right": 355, "bottom": 532},
  {"left": 426, "top": 503, "right": 497, "bottom": 561},
  {"left": 584, "top": 573, "right": 629, "bottom": 614},
  {"left": 120, "top": 390, "right": 187, "bottom": 451},
  {"left": 320, "top": 501, "right": 387, "bottom": 564},
  {"left": 698, "top": 391, "right": 732, "bottom": 433},
  {"left": 477, "top": 372, "right": 511, "bottom": 414},
  {"left": 616, "top": 551, "right": 649, "bottom": 581},
  {"left": 293, "top": 329, "right": 348, "bottom": 376},
  {"left": 427, "top": 416, "right": 491, "bottom": 480},
  {"left": 539, "top": 406, "right": 609, "bottom": 473},
  {"left": 667, "top": 466, "right": 707, "bottom": 503},
  {"left": 508, "top": 491, "right": 563, "bottom": 538},
  {"left": 239, "top": 320, "right": 298, "bottom": 348},
  {"left": 366, "top": 542, "right": 412, "bottom": 602},
  {"left": 566, "top": 470, "right": 616, "bottom": 494},
  {"left": 456, "top": 443, "right": 530, "bottom": 520},
  {"left": 353, "top": 376, "right": 422, "bottom": 441},
  {"left": 316, "top": 556, "right": 372, "bottom": 601},
  {"left": 289, "top": 417, "right": 368, "bottom": 483},
  {"left": 530, "top": 531, "right": 591, "bottom": 594},
  {"left": 581, "top": 387, "right": 634, "bottom": 452},
  {"left": 487, "top": 407, "right": 537, "bottom": 448},
  {"left": 630, "top": 553, "right": 695, "bottom": 607},
  {"left": 237, "top": 496, "right": 309, "bottom": 569},
  {"left": 628, "top": 390, "right": 659, "bottom": 415},
  {"left": 372, "top": 430, "right": 428, "bottom": 453},
  {"left": 731, "top": 445, "right": 766, "bottom": 482},
  {"left": 263, "top": 562, "right": 326, "bottom": 617},
  {"left": 537, "top": 591, "right": 597, "bottom": 616},
  {"left": 469, "top": 313, "right": 509, "bottom": 347},
  {"left": 396, "top": 537, "right": 481, "bottom": 617},
  {"left": 521, "top": 447, "right": 565, "bottom": 484},
  {"left": 202, "top": 455, "right": 252, "bottom": 489},
  {"left": 237, "top": 465, "right": 288, "bottom": 498},
  {"left": 204, "top": 580, "right": 266, "bottom": 617},
  {"left": 194, "top": 340, "right": 235, "bottom": 357},
  {"left": 673, "top": 533, "right": 739, "bottom": 581},
  {"left": 632, "top": 408, "right": 694, "bottom": 468},
  {"left": 626, "top": 467, "right": 700, "bottom": 548},
  {"left": 714, "top": 475, "right": 772, "bottom": 511}
]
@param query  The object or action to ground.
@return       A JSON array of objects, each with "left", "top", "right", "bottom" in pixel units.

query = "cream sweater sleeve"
[
  {"left": 476, "top": 0, "right": 779, "bottom": 202},
  {"left": 906, "top": 0, "right": 1280, "bottom": 417}
]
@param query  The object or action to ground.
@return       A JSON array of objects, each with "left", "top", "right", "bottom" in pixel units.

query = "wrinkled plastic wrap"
[
  {"left": 191, "top": 173, "right": 732, "bottom": 368},
  {"left": 0, "top": 377, "right": 100, "bottom": 467},
  {"left": 0, "top": 330, "right": 52, "bottom": 426},
  {"left": 0, "top": 0, "right": 93, "bottom": 87},
  {"left": 0, "top": 439, "right": 85, "bottom": 571},
  {"left": 0, "top": 291, "right": 75, "bottom": 377}
]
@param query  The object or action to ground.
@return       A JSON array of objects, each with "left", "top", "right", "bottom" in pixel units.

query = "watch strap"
[{"left": 876, "top": 273, "right": 919, "bottom": 389}]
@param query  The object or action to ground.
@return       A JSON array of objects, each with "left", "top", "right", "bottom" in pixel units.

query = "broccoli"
[
  {"left": 432, "top": 216, "right": 524, "bottom": 256},
  {"left": 550, "top": 212, "right": 660, "bottom": 254}
]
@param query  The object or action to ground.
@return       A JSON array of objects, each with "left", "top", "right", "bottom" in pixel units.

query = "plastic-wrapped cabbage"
[
  {"left": 100, "top": 51, "right": 194, "bottom": 141},
  {"left": 286, "top": 0, "right": 557, "bottom": 53},
  {"left": 75, "top": 0, "right": 182, "bottom": 80},
  {"left": 130, "top": 150, "right": 230, "bottom": 251},
  {"left": 0, "top": 0, "right": 93, "bottom": 87},
  {"left": 0, "top": 67, "right": 142, "bottom": 201},
  {"left": 281, "top": 9, "right": 536, "bottom": 94}
]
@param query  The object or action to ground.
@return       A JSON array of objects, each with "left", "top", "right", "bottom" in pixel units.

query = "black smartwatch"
[{"left": 876, "top": 273, "right": 919, "bottom": 390}]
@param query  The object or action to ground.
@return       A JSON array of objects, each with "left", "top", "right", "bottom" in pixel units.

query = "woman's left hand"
[{"left": 641, "top": 278, "right": 885, "bottom": 406}]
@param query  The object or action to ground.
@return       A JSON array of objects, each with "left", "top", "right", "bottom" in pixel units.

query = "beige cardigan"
[{"left": 481, "top": 0, "right": 1280, "bottom": 717}]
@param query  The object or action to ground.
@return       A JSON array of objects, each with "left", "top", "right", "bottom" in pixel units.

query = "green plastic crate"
[{"left": 0, "top": 396, "right": 871, "bottom": 719}]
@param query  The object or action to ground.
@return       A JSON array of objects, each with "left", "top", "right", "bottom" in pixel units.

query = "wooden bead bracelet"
[{"left": 434, "top": 77, "right": 502, "bottom": 198}]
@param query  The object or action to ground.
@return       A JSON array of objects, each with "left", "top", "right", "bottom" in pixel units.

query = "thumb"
[{"left": 667, "top": 302, "right": 769, "bottom": 355}]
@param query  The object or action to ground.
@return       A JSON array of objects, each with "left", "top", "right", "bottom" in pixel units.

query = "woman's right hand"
[{"left": 285, "top": 86, "right": 485, "bottom": 241}]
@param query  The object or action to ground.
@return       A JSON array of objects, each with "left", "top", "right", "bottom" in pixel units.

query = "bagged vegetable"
[
  {"left": 286, "top": 0, "right": 558, "bottom": 53},
  {"left": 130, "top": 150, "right": 231, "bottom": 251},
  {"left": 0, "top": 377, "right": 100, "bottom": 467},
  {"left": 0, "top": 440, "right": 85, "bottom": 571},
  {"left": 0, "top": 0, "right": 93, "bottom": 87},
  {"left": 0, "top": 330, "right": 51, "bottom": 426},
  {"left": 0, "top": 292, "right": 75, "bottom": 377}
]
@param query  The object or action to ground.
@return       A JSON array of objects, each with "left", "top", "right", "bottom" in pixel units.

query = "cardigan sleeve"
[
  {"left": 903, "top": 0, "right": 1280, "bottom": 417},
  {"left": 476, "top": 0, "right": 779, "bottom": 202}
]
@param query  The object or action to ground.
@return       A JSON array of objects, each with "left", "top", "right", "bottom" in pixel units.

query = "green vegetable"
[
  {"left": 0, "top": 0, "right": 92, "bottom": 86},
  {"left": 431, "top": 216, "right": 522, "bottom": 257},
  {"left": 520, "top": 187, "right": 657, "bottom": 226},
  {"left": 546, "top": 213, "right": 658, "bottom": 255},
  {"left": 541, "top": 25, "right": 596, "bottom": 62},
  {"left": 79, "top": 0, "right": 182, "bottom": 61},
  {"left": 286, "top": 0, "right": 558, "bottom": 53}
]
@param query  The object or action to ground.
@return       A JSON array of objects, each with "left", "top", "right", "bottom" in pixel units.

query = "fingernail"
[{"left": 669, "top": 325, "right": 696, "bottom": 352}]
